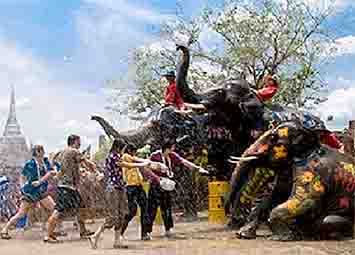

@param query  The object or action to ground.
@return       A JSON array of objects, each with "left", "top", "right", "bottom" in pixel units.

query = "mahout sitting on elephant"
[{"left": 229, "top": 120, "right": 355, "bottom": 241}]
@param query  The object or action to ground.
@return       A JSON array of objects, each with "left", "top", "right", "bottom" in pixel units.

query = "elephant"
[
  {"left": 174, "top": 45, "right": 333, "bottom": 179},
  {"left": 229, "top": 120, "right": 355, "bottom": 241}
]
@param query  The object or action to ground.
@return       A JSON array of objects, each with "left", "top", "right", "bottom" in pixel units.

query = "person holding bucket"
[{"left": 147, "top": 140, "right": 208, "bottom": 238}]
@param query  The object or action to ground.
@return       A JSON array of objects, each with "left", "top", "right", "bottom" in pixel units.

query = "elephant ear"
[
  {"left": 241, "top": 123, "right": 293, "bottom": 161},
  {"left": 241, "top": 129, "right": 274, "bottom": 158},
  {"left": 267, "top": 121, "right": 319, "bottom": 161}
]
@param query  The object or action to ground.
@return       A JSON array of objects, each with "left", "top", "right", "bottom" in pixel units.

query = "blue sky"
[{"left": 0, "top": 0, "right": 354, "bottom": 152}]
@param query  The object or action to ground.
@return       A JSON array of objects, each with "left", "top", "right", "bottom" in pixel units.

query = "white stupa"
[{"left": 0, "top": 86, "right": 30, "bottom": 178}]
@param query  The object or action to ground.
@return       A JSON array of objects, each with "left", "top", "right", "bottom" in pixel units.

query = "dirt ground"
[{"left": 1, "top": 215, "right": 355, "bottom": 255}]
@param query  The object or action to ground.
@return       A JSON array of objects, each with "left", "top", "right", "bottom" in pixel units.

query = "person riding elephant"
[{"left": 229, "top": 120, "right": 355, "bottom": 241}]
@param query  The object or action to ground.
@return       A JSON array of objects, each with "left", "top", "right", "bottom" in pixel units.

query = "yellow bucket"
[
  {"left": 208, "top": 181, "right": 231, "bottom": 196},
  {"left": 208, "top": 209, "right": 228, "bottom": 224},
  {"left": 208, "top": 195, "right": 224, "bottom": 210},
  {"left": 136, "top": 182, "right": 162, "bottom": 225},
  {"left": 208, "top": 181, "right": 230, "bottom": 224}
]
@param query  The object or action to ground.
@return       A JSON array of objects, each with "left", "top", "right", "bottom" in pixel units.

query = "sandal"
[
  {"left": 1, "top": 232, "right": 11, "bottom": 240},
  {"left": 43, "top": 235, "right": 60, "bottom": 244},
  {"left": 88, "top": 235, "right": 98, "bottom": 249},
  {"left": 113, "top": 243, "right": 129, "bottom": 249}
]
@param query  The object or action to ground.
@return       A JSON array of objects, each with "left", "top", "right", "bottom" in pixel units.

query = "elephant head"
[
  {"left": 229, "top": 121, "right": 320, "bottom": 213},
  {"left": 176, "top": 46, "right": 262, "bottom": 144}
]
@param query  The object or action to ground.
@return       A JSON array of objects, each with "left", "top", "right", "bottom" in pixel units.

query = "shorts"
[
  {"left": 103, "top": 188, "right": 128, "bottom": 229},
  {"left": 21, "top": 191, "right": 49, "bottom": 204},
  {"left": 55, "top": 186, "right": 82, "bottom": 219}
]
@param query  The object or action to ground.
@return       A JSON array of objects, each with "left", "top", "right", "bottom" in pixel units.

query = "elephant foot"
[
  {"left": 320, "top": 215, "right": 353, "bottom": 240},
  {"left": 236, "top": 220, "right": 257, "bottom": 239},
  {"left": 269, "top": 221, "right": 301, "bottom": 241},
  {"left": 267, "top": 233, "right": 300, "bottom": 241}
]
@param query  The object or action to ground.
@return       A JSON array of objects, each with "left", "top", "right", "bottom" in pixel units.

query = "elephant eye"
[{"left": 269, "top": 133, "right": 279, "bottom": 143}]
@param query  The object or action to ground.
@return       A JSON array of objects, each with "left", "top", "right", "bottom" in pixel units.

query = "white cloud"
[
  {"left": 70, "top": 0, "right": 176, "bottom": 81},
  {"left": 334, "top": 35, "right": 355, "bottom": 56},
  {"left": 0, "top": 35, "right": 121, "bottom": 154},
  {"left": 81, "top": 0, "right": 174, "bottom": 24},
  {"left": 317, "top": 80, "right": 355, "bottom": 130}
]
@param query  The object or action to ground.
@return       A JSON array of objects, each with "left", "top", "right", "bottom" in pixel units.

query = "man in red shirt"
[
  {"left": 319, "top": 130, "right": 344, "bottom": 153},
  {"left": 162, "top": 70, "right": 186, "bottom": 111}
]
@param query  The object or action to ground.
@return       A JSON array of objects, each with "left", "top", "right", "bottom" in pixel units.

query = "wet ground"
[{"left": 1, "top": 214, "right": 355, "bottom": 255}]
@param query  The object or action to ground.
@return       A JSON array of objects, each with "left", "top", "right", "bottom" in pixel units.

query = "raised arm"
[
  {"left": 119, "top": 161, "right": 148, "bottom": 169},
  {"left": 172, "top": 152, "right": 208, "bottom": 174}
]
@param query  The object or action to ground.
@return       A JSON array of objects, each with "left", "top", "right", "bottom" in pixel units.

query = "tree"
[
  {"left": 201, "top": 0, "right": 336, "bottom": 109},
  {"left": 109, "top": 0, "right": 337, "bottom": 114}
]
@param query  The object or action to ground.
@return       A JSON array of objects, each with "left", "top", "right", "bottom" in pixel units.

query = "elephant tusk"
[
  {"left": 230, "top": 156, "right": 258, "bottom": 161},
  {"left": 228, "top": 159, "right": 239, "bottom": 164}
]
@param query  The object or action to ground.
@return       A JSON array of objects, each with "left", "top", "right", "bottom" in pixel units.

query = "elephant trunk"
[
  {"left": 91, "top": 115, "right": 160, "bottom": 148},
  {"left": 176, "top": 46, "right": 202, "bottom": 104}
]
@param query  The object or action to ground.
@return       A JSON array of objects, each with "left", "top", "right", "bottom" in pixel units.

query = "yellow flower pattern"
[
  {"left": 302, "top": 171, "right": 314, "bottom": 183},
  {"left": 286, "top": 198, "right": 301, "bottom": 215},
  {"left": 277, "top": 127, "right": 289, "bottom": 137},
  {"left": 340, "top": 162, "right": 355, "bottom": 175},
  {"left": 273, "top": 145, "right": 287, "bottom": 159},
  {"left": 312, "top": 180, "right": 325, "bottom": 193}
]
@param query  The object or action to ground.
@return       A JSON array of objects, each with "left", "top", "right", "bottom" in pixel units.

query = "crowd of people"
[{"left": 0, "top": 131, "right": 208, "bottom": 249}]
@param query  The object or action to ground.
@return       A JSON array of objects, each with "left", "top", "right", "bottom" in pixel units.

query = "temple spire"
[{"left": 3, "top": 85, "right": 22, "bottom": 137}]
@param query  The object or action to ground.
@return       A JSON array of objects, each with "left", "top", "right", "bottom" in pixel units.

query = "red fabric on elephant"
[{"left": 319, "top": 132, "right": 342, "bottom": 149}]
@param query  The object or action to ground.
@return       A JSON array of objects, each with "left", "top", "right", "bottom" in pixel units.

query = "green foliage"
[
  {"left": 109, "top": 0, "right": 336, "bottom": 113},
  {"left": 93, "top": 137, "right": 113, "bottom": 165}
]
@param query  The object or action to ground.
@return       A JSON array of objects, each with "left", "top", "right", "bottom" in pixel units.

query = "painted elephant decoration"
[{"left": 229, "top": 121, "right": 355, "bottom": 241}]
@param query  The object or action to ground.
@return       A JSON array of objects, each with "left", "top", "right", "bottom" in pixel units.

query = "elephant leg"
[
  {"left": 268, "top": 169, "right": 327, "bottom": 241},
  {"left": 236, "top": 195, "right": 273, "bottom": 239},
  {"left": 233, "top": 168, "right": 276, "bottom": 237},
  {"left": 226, "top": 166, "right": 252, "bottom": 229},
  {"left": 268, "top": 197, "right": 321, "bottom": 241}
]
